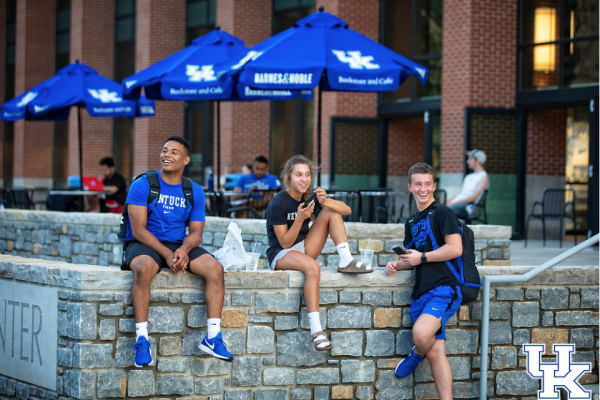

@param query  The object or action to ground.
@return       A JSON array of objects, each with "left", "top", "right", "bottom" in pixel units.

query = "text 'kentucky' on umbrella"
[
  {"left": 215, "top": 6, "right": 429, "bottom": 185},
  {"left": 1, "top": 60, "right": 155, "bottom": 189}
]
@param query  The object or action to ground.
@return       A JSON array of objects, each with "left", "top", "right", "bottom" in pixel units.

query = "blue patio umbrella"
[
  {"left": 122, "top": 28, "right": 312, "bottom": 188},
  {"left": 1, "top": 60, "right": 155, "bottom": 189},
  {"left": 216, "top": 8, "right": 429, "bottom": 185}
]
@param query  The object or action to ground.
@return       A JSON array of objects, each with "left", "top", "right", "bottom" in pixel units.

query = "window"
[
  {"left": 185, "top": 0, "right": 216, "bottom": 185},
  {"left": 381, "top": 0, "right": 443, "bottom": 102},
  {"left": 3, "top": 0, "right": 16, "bottom": 187},
  {"left": 271, "top": 0, "right": 315, "bottom": 177},
  {"left": 113, "top": 0, "right": 136, "bottom": 180},
  {"left": 519, "top": 0, "right": 599, "bottom": 91}
]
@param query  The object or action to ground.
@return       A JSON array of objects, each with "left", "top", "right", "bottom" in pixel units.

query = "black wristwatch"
[{"left": 421, "top": 252, "right": 427, "bottom": 264}]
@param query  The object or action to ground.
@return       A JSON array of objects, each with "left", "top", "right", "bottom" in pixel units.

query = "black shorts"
[{"left": 121, "top": 240, "right": 212, "bottom": 271}]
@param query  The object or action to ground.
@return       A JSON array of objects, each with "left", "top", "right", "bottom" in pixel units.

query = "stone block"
[
  {"left": 376, "top": 370, "right": 413, "bottom": 399},
  {"left": 496, "top": 288, "right": 524, "bottom": 300},
  {"left": 297, "top": 368, "right": 340, "bottom": 385},
  {"left": 0, "top": 377, "right": 16, "bottom": 396},
  {"left": 541, "top": 288, "right": 569, "bottom": 309},
  {"left": 332, "top": 385, "right": 353, "bottom": 399},
  {"left": 169, "top": 292, "right": 181, "bottom": 303},
  {"left": 222, "top": 309, "right": 247, "bottom": 327},
  {"left": 127, "top": 370, "right": 154, "bottom": 397},
  {"left": 155, "top": 373, "right": 193, "bottom": 396},
  {"left": 365, "top": 330, "right": 395, "bottom": 356},
  {"left": 355, "top": 386, "right": 373, "bottom": 400},
  {"left": 555, "top": 311, "right": 598, "bottom": 326},
  {"left": 525, "top": 289, "right": 540, "bottom": 299},
  {"left": 512, "top": 302, "right": 539, "bottom": 327},
  {"left": 191, "top": 358, "right": 231, "bottom": 376},
  {"left": 255, "top": 292, "right": 300, "bottom": 313},
  {"left": 374, "top": 308, "right": 401, "bottom": 328},
  {"left": 570, "top": 293, "right": 580, "bottom": 308},
  {"left": 72, "top": 343, "right": 112, "bottom": 368},
  {"left": 15, "top": 382, "right": 29, "bottom": 400},
  {"left": 488, "top": 321, "right": 512, "bottom": 344},
  {"left": 362, "top": 290, "right": 392, "bottom": 306},
  {"left": 459, "top": 306, "right": 469, "bottom": 320},
  {"left": 182, "top": 292, "right": 205, "bottom": 304},
  {"left": 488, "top": 239, "right": 511, "bottom": 247},
  {"left": 471, "top": 302, "right": 510, "bottom": 320},
  {"left": 97, "top": 370, "right": 127, "bottom": 398},
  {"left": 275, "top": 316, "right": 298, "bottom": 331},
  {"left": 247, "top": 325, "right": 274, "bottom": 354},
  {"left": 402, "top": 308, "right": 413, "bottom": 327},
  {"left": 453, "top": 381, "right": 494, "bottom": 398},
  {"left": 300, "top": 307, "right": 327, "bottom": 329},
  {"left": 314, "top": 386, "right": 329, "bottom": 400},
  {"left": 292, "top": 388, "right": 312, "bottom": 400},
  {"left": 223, "top": 329, "right": 245, "bottom": 355},
  {"left": 148, "top": 306, "right": 184, "bottom": 333},
  {"left": 99, "top": 319, "right": 115, "bottom": 340},
  {"left": 570, "top": 328, "right": 594, "bottom": 348},
  {"left": 231, "top": 292, "right": 252, "bottom": 306},
  {"left": 392, "top": 289, "right": 412, "bottom": 305},
  {"left": 341, "top": 359, "right": 375, "bottom": 383},
  {"left": 396, "top": 330, "right": 415, "bottom": 355},
  {"left": 581, "top": 288, "right": 599, "bottom": 308},
  {"left": 276, "top": 332, "right": 326, "bottom": 366},
  {"left": 378, "top": 254, "right": 397, "bottom": 266},
  {"left": 330, "top": 330, "right": 363, "bottom": 356},
  {"left": 254, "top": 389, "right": 288, "bottom": 400},
  {"left": 194, "top": 378, "right": 222, "bottom": 395},
  {"left": 339, "top": 290, "right": 361, "bottom": 303},
  {"left": 232, "top": 357, "right": 261, "bottom": 386},
  {"left": 445, "top": 330, "right": 479, "bottom": 354},
  {"left": 66, "top": 303, "right": 97, "bottom": 340},
  {"left": 496, "top": 371, "right": 539, "bottom": 395},
  {"left": 531, "top": 329, "right": 569, "bottom": 354},
  {"left": 327, "top": 306, "right": 371, "bottom": 329},
  {"left": 359, "top": 239, "right": 384, "bottom": 252},
  {"left": 263, "top": 357, "right": 274, "bottom": 365},
  {"left": 513, "top": 329, "right": 530, "bottom": 345},
  {"left": 119, "top": 318, "right": 135, "bottom": 332},
  {"left": 99, "top": 303, "right": 123, "bottom": 316},
  {"left": 157, "top": 358, "right": 188, "bottom": 372},
  {"left": 263, "top": 368, "right": 294, "bottom": 386},
  {"left": 224, "top": 389, "right": 252, "bottom": 400},
  {"left": 542, "top": 311, "right": 553, "bottom": 326},
  {"left": 491, "top": 346, "right": 517, "bottom": 369},
  {"left": 159, "top": 336, "right": 181, "bottom": 356},
  {"left": 64, "top": 370, "right": 94, "bottom": 400},
  {"left": 116, "top": 336, "right": 157, "bottom": 367}
]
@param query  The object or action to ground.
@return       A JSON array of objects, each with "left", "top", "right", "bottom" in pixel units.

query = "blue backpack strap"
[
  {"left": 423, "top": 215, "right": 463, "bottom": 284},
  {"left": 145, "top": 172, "right": 161, "bottom": 215}
]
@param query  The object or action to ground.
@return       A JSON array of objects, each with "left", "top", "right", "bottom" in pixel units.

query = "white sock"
[
  {"left": 207, "top": 318, "right": 221, "bottom": 339},
  {"left": 135, "top": 322, "right": 148, "bottom": 340},
  {"left": 336, "top": 242, "right": 354, "bottom": 268},
  {"left": 308, "top": 312, "right": 329, "bottom": 349}
]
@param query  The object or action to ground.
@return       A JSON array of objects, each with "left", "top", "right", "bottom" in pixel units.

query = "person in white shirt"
[{"left": 447, "top": 149, "right": 489, "bottom": 219}]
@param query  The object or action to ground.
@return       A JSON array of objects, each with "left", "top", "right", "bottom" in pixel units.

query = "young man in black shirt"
[
  {"left": 386, "top": 163, "right": 463, "bottom": 400},
  {"left": 100, "top": 157, "right": 128, "bottom": 213}
]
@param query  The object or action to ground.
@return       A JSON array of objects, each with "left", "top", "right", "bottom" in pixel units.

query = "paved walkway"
[{"left": 510, "top": 239, "right": 599, "bottom": 266}]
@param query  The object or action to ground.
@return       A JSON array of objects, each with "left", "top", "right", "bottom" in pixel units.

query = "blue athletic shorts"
[{"left": 410, "top": 285, "right": 462, "bottom": 340}]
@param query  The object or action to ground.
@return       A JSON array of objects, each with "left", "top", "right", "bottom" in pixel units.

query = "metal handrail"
[{"left": 479, "top": 234, "right": 600, "bottom": 400}]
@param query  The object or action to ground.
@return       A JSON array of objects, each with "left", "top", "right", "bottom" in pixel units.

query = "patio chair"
[
  {"left": 357, "top": 188, "right": 394, "bottom": 223},
  {"left": 204, "top": 189, "right": 227, "bottom": 217},
  {"left": 525, "top": 188, "right": 576, "bottom": 248},
  {"left": 5, "top": 188, "right": 35, "bottom": 209},
  {"left": 463, "top": 190, "right": 488, "bottom": 225}
]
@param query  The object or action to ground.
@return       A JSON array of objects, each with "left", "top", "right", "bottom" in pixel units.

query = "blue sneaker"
[
  {"left": 199, "top": 332, "right": 233, "bottom": 362},
  {"left": 395, "top": 346, "right": 424, "bottom": 378},
  {"left": 132, "top": 336, "right": 153, "bottom": 367}
]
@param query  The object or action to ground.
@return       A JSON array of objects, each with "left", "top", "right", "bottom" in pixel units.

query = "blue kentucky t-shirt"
[
  {"left": 124, "top": 171, "right": 205, "bottom": 242},
  {"left": 236, "top": 173, "right": 281, "bottom": 192}
]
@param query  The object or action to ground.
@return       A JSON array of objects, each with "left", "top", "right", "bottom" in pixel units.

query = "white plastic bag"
[{"left": 212, "top": 222, "right": 251, "bottom": 272}]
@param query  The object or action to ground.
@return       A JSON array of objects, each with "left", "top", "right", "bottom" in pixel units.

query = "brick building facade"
[{"left": 1, "top": 0, "right": 597, "bottom": 238}]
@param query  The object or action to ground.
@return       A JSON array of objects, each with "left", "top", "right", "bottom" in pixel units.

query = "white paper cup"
[
  {"left": 359, "top": 249, "right": 374, "bottom": 266},
  {"left": 247, "top": 252, "right": 260, "bottom": 271}
]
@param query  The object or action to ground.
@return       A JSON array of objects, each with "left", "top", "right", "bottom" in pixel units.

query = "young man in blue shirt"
[
  {"left": 122, "top": 136, "right": 232, "bottom": 367},
  {"left": 386, "top": 163, "right": 463, "bottom": 400},
  {"left": 234, "top": 155, "right": 281, "bottom": 193}
]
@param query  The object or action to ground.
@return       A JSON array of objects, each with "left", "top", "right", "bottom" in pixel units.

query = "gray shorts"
[{"left": 271, "top": 240, "right": 306, "bottom": 270}]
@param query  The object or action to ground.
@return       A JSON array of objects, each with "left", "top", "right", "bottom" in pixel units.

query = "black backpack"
[
  {"left": 117, "top": 172, "right": 195, "bottom": 241},
  {"left": 405, "top": 204, "right": 481, "bottom": 304}
]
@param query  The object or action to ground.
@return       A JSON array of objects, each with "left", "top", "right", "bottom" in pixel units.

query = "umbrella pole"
[
  {"left": 317, "top": 81, "right": 322, "bottom": 187},
  {"left": 77, "top": 105, "right": 83, "bottom": 191},
  {"left": 216, "top": 100, "right": 221, "bottom": 190}
]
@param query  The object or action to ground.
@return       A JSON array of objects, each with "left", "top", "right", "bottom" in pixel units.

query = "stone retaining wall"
[
  {"left": 0, "top": 210, "right": 512, "bottom": 269},
  {"left": 0, "top": 255, "right": 597, "bottom": 400}
]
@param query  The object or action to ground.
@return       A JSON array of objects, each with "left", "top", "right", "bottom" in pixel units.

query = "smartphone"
[
  {"left": 392, "top": 246, "right": 407, "bottom": 255},
  {"left": 303, "top": 192, "right": 317, "bottom": 208}
]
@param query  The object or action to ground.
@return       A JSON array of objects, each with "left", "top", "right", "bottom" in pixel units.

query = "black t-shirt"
[
  {"left": 104, "top": 172, "right": 127, "bottom": 205},
  {"left": 404, "top": 201, "right": 461, "bottom": 300},
  {"left": 266, "top": 190, "right": 321, "bottom": 265}
]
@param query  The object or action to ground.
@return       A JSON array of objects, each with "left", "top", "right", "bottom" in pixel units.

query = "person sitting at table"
[
  {"left": 232, "top": 156, "right": 281, "bottom": 216},
  {"left": 100, "top": 157, "right": 128, "bottom": 213}
]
